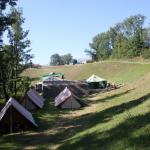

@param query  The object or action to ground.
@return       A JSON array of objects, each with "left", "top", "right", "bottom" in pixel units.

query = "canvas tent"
[
  {"left": 22, "top": 89, "right": 44, "bottom": 110},
  {"left": 42, "top": 76, "right": 62, "bottom": 83},
  {"left": 0, "top": 97, "right": 38, "bottom": 133},
  {"left": 87, "top": 74, "right": 107, "bottom": 89},
  {"left": 42, "top": 72, "right": 64, "bottom": 80},
  {"left": 43, "top": 80, "right": 89, "bottom": 98},
  {"left": 55, "top": 87, "right": 86, "bottom": 109}
]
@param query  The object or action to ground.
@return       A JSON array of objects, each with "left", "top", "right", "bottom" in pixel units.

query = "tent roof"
[
  {"left": 42, "top": 72, "right": 64, "bottom": 78},
  {"left": 42, "top": 76, "right": 62, "bottom": 82},
  {"left": 29, "top": 89, "right": 45, "bottom": 102},
  {"left": 55, "top": 87, "right": 71, "bottom": 106},
  {"left": 55, "top": 87, "right": 85, "bottom": 107},
  {"left": 0, "top": 97, "right": 38, "bottom": 127},
  {"left": 86, "top": 74, "right": 106, "bottom": 83},
  {"left": 27, "top": 89, "right": 44, "bottom": 108}
]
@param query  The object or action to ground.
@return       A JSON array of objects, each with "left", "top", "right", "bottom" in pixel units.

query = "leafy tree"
[
  {"left": 7, "top": 8, "right": 32, "bottom": 95},
  {"left": 88, "top": 32, "right": 112, "bottom": 60},
  {"left": 50, "top": 53, "right": 73, "bottom": 65},
  {"left": 50, "top": 53, "right": 63, "bottom": 65},
  {"left": 86, "top": 14, "right": 149, "bottom": 60},
  {"left": 0, "top": 6, "right": 32, "bottom": 100},
  {"left": 61, "top": 53, "right": 72, "bottom": 65},
  {"left": 0, "top": 0, "right": 17, "bottom": 36},
  {"left": 123, "top": 14, "right": 146, "bottom": 57},
  {"left": 84, "top": 48, "right": 98, "bottom": 61},
  {"left": 0, "top": 0, "right": 18, "bottom": 100}
]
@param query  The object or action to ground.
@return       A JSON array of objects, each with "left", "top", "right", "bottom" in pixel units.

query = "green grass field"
[{"left": 0, "top": 61, "right": 150, "bottom": 150}]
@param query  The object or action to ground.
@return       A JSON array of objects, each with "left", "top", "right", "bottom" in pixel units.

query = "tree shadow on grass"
[
  {"left": 30, "top": 77, "right": 41, "bottom": 82},
  {"left": 34, "top": 100, "right": 72, "bottom": 131},
  {"left": 58, "top": 111, "right": 150, "bottom": 150},
  {"left": 60, "top": 92, "right": 150, "bottom": 132},
  {"left": 89, "top": 88, "right": 135, "bottom": 104},
  {"left": 0, "top": 93, "right": 150, "bottom": 150}
]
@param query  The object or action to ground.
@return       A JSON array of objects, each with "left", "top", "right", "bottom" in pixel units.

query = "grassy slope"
[
  {"left": 24, "top": 61, "right": 150, "bottom": 84},
  {"left": 0, "top": 61, "right": 150, "bottom": 150}
]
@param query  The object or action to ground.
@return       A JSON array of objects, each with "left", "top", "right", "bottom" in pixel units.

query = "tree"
[
  {"left": 84, "top": 49, "right": 98, "bottom": 61},
  {"left": 88, "top": 32, "right": 112, "bottom": 60},
  {"left": 50, "top": 53, "right": 73, "bottom": 65},
  {"left": 7, "top": 8, "right": 32, "bottom": 96},
  {"left": 61, "top": 53, "right": 72, "bottom": 65},
  {"left": 50, "top": 53, "right": 62, "bottom": 65},
  {"left": 0, "top": 0, "right": 18, "bottom": 100},
  {"left": 0, "top": 6, "right": 32, "bottom": 101},
  {"left": 122, "top": 14, "right": 146, "bottom": 57},
  {"left": 86, "top": 14, "right": 149, "bottom": 60},
  {"left": 0, "top": 0, "right": 17, "bottom": 36}
]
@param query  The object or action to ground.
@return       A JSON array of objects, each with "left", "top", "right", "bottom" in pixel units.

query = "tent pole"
[
  {"left": 71, "top": 95, "right": 72, "bottom": 110},
  {"left": 10, "top": 106, "right": 13, "bottom": 133}
]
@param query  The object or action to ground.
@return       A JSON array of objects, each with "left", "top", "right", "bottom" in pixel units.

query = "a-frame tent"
[
  {"left": 86, "top": 74, "right": 107, "bottom": 89},
  {"left": 0, "top": 97, "right": 38, "bottom": 133},
  {"left": 55, "top": 87, "right": 86, "bottom": 109},
  {"left": 22, "top": 89, "right": 44, "bottom": 110}
]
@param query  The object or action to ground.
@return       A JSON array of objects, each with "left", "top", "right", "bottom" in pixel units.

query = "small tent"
[
  {"left": 86, "top": 74, "right": 107, "bottom": 89},
  {"left": 42, "top": 76, "right": 63, "bottom": 84},
  {"left": 22, "top": 89, "right": 44, "bottom": 110},
  {"left": 55, "top": 87, "right": 86, "bottom": 109},
  {"left": 0, "top": 97, "right": 38, "bottom": 133},
  {"left": 42, "top": 72, "right": 64, "bottom": 80}
]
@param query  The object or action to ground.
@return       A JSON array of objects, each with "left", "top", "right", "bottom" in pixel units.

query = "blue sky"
[{"left": 16, "top": 0, "right": 150, "bottom": 65}]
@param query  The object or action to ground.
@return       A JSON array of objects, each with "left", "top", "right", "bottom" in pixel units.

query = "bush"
[{"left": 142, "top": 48, "right": 150, "bottom": 59}]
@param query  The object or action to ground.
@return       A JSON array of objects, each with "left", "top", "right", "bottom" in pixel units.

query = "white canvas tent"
[
  {"left": 55, "top": 87, "right": 86, "bottom": 109},
  {"left": 87, "top": 74, "right": 106, "bottom": 82},
  {"left": 0, "top": 97, "right": 38, "bottom": 133},
  {"left": 22, "top": 89, "right": 44, "bottom": 110},
  {"left": 86, "top": 74, "right": 107, "bottom": 89}
]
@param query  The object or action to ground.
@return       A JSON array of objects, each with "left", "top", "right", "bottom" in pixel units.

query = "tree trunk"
[{"left": 2, "top": 81, "right": 9, "bottom": 101}]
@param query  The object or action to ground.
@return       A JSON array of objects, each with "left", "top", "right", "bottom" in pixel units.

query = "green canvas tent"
[
  {"left": 42, "top": 72, "right": 64, "bottom": 79},
  {"left": 86, "top": 74, "right": 107, "bottom": 89}
]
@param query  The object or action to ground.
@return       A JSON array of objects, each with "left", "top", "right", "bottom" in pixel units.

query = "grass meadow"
[{"left": 0, "top": 61, "right": 150, "bottom": 150}]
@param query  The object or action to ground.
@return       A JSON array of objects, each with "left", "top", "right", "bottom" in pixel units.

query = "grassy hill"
[
  {"left": 0, "top": 61, "right": 150, "bottom": 150},
  {"left": 24, "top": 61, "right": 150, "bottom": 84}
]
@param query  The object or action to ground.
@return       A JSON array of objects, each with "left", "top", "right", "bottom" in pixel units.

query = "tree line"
[
  {"left": 50, "top": 53, "right": 77, "bottom": 65},
  {"left": 85, "top": 14, "right": 150, "bottom": 61},
  {"left": 0, "top": 0, "right": 32, "bottom": 101}
]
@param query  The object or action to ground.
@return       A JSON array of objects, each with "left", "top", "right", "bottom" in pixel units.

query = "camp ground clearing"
[{"left": 0, "top": 61, "right": 150, "bottom": 150}]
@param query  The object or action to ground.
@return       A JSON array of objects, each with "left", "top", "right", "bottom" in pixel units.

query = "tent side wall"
[
  {"left": 43, "top": 83, "right": 89, "bottom": 99},
  {"left": 99, "top": 80, "right": 107, "bottom": 88},
  {"left": 88, "top": 82, "right": 100, "bottom": 89},
  {"left": 22, "top": 96, "right": 37, "bottom": 110},
  {"left": 0, "top": 107, "right": 36, "bottom": 133},
  {"left": 61, "top": 98, "right": 81, "bottom": 109},
  {"left": 88, "top": 81, "right": 107, "bottom": 89}
]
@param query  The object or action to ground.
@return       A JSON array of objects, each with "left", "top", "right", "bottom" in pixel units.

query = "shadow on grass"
[
  {"left": 0, "top": 93, "right": 150, "bottom": 150},
  {"left": 34, "top": 99, "right": 72, "bottom": 131},
  {"left": 30, "top": 77, "right": 41, "bottom": 82},
  {"left": 58, "top": 111, "right": 150, "bottom": 150},
  {"left": 89, "top": 88, "right": 135, "bottom": 104}
]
